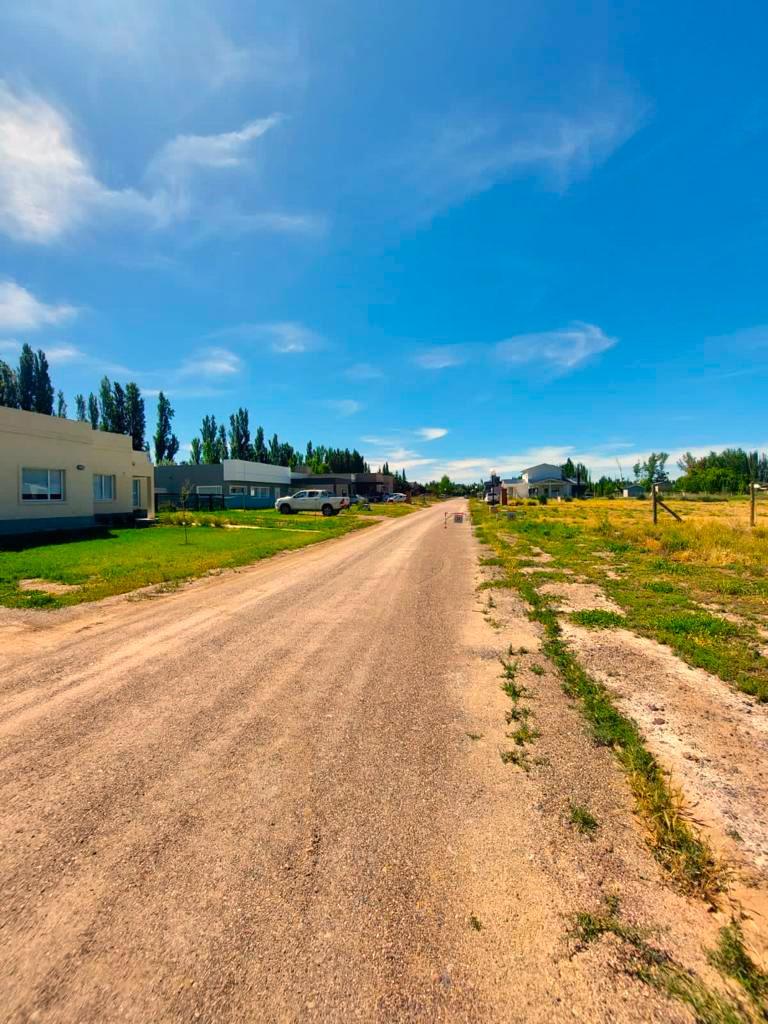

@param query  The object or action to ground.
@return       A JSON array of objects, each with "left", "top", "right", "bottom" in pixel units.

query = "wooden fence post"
[
  {"left": 652, "top": 484, "right": 658, "bottom": 525},
  {"left": 751, "top": 483, "right": 756, "bottom": 528}
]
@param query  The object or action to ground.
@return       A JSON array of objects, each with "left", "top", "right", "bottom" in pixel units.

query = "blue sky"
[{"left": 0, "top": 0, "right": 766, "bottom": 481}]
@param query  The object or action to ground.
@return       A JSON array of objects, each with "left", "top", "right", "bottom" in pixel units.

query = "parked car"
[
  {"left": 386, "top": 493, "right": 407, "bottom": 503},
  {"left": 484, "top": 492, "right": 499, "bottom": 505},
  {"left": 275, "top": 490, "right": 349, "bottom": 516}
]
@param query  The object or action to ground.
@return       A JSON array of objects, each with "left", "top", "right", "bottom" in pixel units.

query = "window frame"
[
  {"left": 93, "top": 473, "right": 116, "bottom": 502},
  {"left": 21, "top": 467, "right": 66, "bottom": 503}
]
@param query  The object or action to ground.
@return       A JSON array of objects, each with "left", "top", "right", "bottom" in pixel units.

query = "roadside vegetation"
[
  {"left": 485, "top": 497, "right": 768, "bottom": 702},
  {"left": 0, "top": 512, "right": 372, "bottom": 609},
  {"left": 472, "top": 499, "right": 724, "bottom": 901}
]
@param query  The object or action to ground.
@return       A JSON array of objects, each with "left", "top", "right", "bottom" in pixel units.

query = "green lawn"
[
  {"left": 158, "top": 507, "right": 359, "bottom": 531},
  {"left": 0, "top": 516, "right": 371, "bottom": 609}
]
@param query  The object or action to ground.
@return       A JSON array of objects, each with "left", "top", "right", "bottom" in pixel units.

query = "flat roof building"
[{"left": 0, "top": 406, "right": 154, "bottom": 536}]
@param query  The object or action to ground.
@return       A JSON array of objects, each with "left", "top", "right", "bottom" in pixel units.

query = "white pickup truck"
[{"left": 275, "top": 489, "right": 350, "bottom": 516}]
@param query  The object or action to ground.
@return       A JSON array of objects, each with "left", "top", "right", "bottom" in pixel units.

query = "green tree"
[
  {"left": 438, "top": 474, "right": 453, "bottom": 496},
  {"left": 32, "top": 350, "right": 54, "bottom": 413},
  {"left": 268, "top": 432, "right": 280, "bottom": 465},
  {"left": 74, "top": 393, "right": 87, "bottom": 421},
  {"left": 99, "top": 376, "right": 117, "bottom": 431},
  {"left": 634, "top": 452, "right": 670, "bottom": 490},
  {"left": 216, "top": 423, "right": 229, "bottom": 461},
  {"left": 17, "top": 343, "right": 35, "bottom": 411},
  {"left": 87, "top": 392, "right": 99, "bottom": 430},
  {"left": 229, "top": 408, "right": 252, "bottom": 460},
  {"left": 125, "top": 382, "right": 146, "bottom": 451},
  {"left": 200, "top": 415, "right": 218, "bottom": 463},
  {"left": 254, "top": 425, "right": 268, "bottom": 462},
  {"left": 154, "top": 392, "right": 179, "bottom": 464},
  {"left": 190, "top": 437, "right": 202, "bottom": 464},
  {"left": 0, "top": 361, "right": 19, "bottom": 407},
  {"left": 112, "top": 382, "right": 128, "bottom": 434},
  {"left": 56, "top": 390, "right": 67, "bottom": 417}
]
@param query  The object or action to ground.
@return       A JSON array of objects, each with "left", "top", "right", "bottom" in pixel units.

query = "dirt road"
[{"left": 0, "top": 502, "right": 731, "bottom": 1022}]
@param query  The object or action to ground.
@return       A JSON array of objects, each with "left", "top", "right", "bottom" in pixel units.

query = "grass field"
[
  {"left": 477, "top": 495, "right": 768, "bottom": 701},
  {"left": 0, "top": 512, "right": 370, "bottom": 609}
]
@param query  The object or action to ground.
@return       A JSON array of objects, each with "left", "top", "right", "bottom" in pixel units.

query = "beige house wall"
[{"left": 0, "top": 406, "right": 154, "bottom": 534}]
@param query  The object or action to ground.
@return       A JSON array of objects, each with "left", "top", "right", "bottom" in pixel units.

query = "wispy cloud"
[
  {"left": 325, "top": 399, "right": 363, "bottom": 417},
  {"left": 9, "top": 1, "right": 304, "bottom": 92},
  {"left": 399, "top": 95, "right": 644, "bottom": 218},
  {"left": 148, "top": 116, "right": 283, "bottom": 183},
  {"left": 179, "top": 346, "right": 242, "bottom": 377},
  {"left": 344, "top": 362, "right": 385, "bottom": 380},
  {"left": 416, "top": 427, "right": 448, "bottom": 441},
  {"left": 0, "top": 82, "right": 319, "bottom": 244},
  {"left": 413, "top": 344, "right": 469, "bottom": 369},
  {"left": 495, "top": 322, "right": 617, "bottom": 374},
  {"left": 210, "top": 321, "right": 325, "bottom": 354},
  {"left": 0, "top": 280, "right": 78, "bottom": 329},
  {"left": 706, "top": 324, "right": 768, "bottom": 351}
]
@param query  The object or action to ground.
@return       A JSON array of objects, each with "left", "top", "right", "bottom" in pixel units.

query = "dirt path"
[{"left": 0, "top": 502, "right": 738, "bottom": 1021}]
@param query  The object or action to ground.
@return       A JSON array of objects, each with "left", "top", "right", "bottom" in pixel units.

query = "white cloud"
[
  {"left": 210, "top": 321, "right": 325, "bottom": 354},
  {"left": 417, "top": 427, "right": 448, "bottom": 441},
  {"left": 495, "top": 322, "right": 616, "bottom": 373},
  {"left": 45, "top": 344, "right": 85, "bottom": 364},
  {"left": 179, "top": 346, "right": 242, "bottom": 377},
  {"left": 149, "top": 116, "right": 283, "bottom": 182},
  {"left": 413, "top": 345, "right": 469, "bottom": 370},
  {"left": 0, "top": 339, "right": 20, "bottom": 356},
  {"left": 0, "top": 83, "right": 173, "bottom": 242},
  {"left": 0, "top": 82, "right": 319, "bottom": 243},
  {"left": 326, "top": 399, "right": 363, "bottom": 417},
  {"left": 345, "top": 362, "right": 385, "bottom": 380},
  {"left": 403, "top": 96, "right": 644, "bottom": 217},
  {"left": 0, "top": 280, "right": 78, "bottom": 329}
]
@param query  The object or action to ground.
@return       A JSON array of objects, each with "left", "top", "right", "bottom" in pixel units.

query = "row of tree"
[
  {"left": 0, "top": 343, "right": 61, "bottom": 416},
  {"left": 580, "top": 449, "right": 768, "bottom": 496},
  {"left": 186, "top": 408, "right": 373, "bottom": 475}
]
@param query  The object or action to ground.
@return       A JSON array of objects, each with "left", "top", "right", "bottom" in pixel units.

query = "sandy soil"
[
  {"left": 0, "top": 502, "right": 740, "bottom": 1021},
  {"left": 539, "top": 581, "right": 625, "bottom": 615}
]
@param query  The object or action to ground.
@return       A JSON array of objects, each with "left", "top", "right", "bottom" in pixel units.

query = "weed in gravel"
[
  {"left": 509, "top": 722, "right": 541, "bottom": 746},
  {"left": 708, "top": 920, "right": 768, "bottom": 1013},
  {"left": 505, "top": 705, "right": 532, "bottom": 724},
  {"left": 569, "top": 897, "right": 749, "bottom": 1024},
  {"left": 466, "top": 732, "right": 483, "bottom": 741},
  {"left": 570, "top": 609, "right": 625, "bottom": 628},
  {"left": 469, "top": 914, "right": 483, "bottom": 931},
  {"left": 530, "top": 663, "right": 545, "bottom": 675},
  {"left": 501, "top": 679, "right": 529, "bottom": 701},
  {"left": 569, "top": 804, "right": 599, "bottom": 836},
  {"left": 500, "top": 748, "right": 532, "bottom": 770}
]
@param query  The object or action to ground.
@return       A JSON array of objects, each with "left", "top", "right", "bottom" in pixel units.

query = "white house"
[{"left": 501, "top": 464, "right": 575, "bottom": 502}]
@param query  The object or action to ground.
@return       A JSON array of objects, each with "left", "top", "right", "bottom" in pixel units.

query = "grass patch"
[
  {"left": 509, "top": 721, "right": 540, "bottom": 746},
  {"left": 469, "top": 914, "right": 483, "bottom": 931},
  {"left": 569, "top": 803, "right": 599, "bottom": 836},
  {"left": 472, "top": 496, "right": 768, "bottom": 701},
  {"left": 0, "top": 517, "right": 371, "bottom": 609},
  {"left": 500, "top": 748, "right": 532, "bottom": 770},
  {"left": 530, "top": 662, "right": 545, "bottom": 675},
  {"left": 472, "top": 500, "right": 724, "bottom": 902},
  {"left": 570, "top": 609, "right": 626, "bottom": 628}
]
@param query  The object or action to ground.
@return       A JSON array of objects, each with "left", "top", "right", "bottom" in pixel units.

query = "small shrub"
[{"left": 569, "top": 803, "right": 599, "bottom": 836}]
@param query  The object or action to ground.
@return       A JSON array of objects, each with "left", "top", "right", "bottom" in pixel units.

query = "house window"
[
  {"left": 93, "top": 474, "right": 116, "bottom": 501},
  {"left": 132, "top": 479, "right": 141, "bottom": 507},
  {"left": 229, "top": 485, "right": 247, "bottom": 494},
  {"left": 250, "top": 486, "right": 271, "bottom": 497},
  {"left": 197, "top": 485, "right": 223, "bottom": 495},
  {"left": 22, "top": 468, "right": 65, "bottom": 502}
]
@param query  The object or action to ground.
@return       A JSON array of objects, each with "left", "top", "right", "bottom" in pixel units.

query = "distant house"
[
  {"left": 155, "top": 460, "right": 293, "bottom": 509},
  {"left": 154, "top": 462, "right": 395, "bottom": 509},
  {"left": 0, "top": 406, "right": 154, "bottom": 536},
  {"left": 501, "top": 464, "right": 575, "bottom": 502},
  {"left": 622, "top": 484, "right": 645, "bottom": 498}
]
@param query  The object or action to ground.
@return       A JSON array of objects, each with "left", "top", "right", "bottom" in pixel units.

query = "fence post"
[
  {"left": 652, "top": 484, "right": 658, "bottom": 525},
  {"left": 751, "top": 482, "right": 756, "bottom": 528}
]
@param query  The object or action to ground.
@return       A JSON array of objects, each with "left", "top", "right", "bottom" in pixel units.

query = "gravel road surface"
[{"left": 0, "top": 502, "right": 726, "bottom": 1022}]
